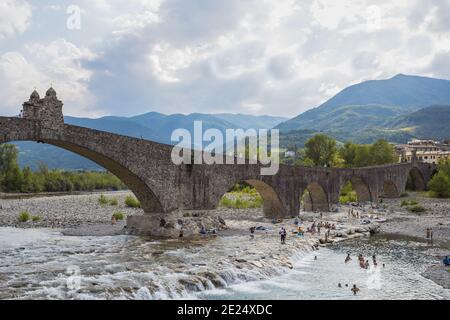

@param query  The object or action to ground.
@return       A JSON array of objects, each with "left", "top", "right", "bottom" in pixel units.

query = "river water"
[{"left": 0, "top": 227, "right": 449, "bottom": 300}]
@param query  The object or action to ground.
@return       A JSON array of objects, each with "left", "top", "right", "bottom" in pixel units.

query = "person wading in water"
[
  {"left": 279, "top": 227, "right": 287, "bottom": 244},
  {"left": 345, "top": 254, "right": 351, "bottom": 263},
  {"left": 351, "top": 284, "right": 360, "bottom": 295}
]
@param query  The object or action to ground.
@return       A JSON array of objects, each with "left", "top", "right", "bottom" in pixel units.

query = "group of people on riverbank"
[
  {"left": 277, "top": 218, "right": 337, "bottom": 244},
  {"left": 307, "top": 220, "right": 336, "bottom": 235},
  {"left": 348, "top": 208, "right": 360, "bottom": 219}
]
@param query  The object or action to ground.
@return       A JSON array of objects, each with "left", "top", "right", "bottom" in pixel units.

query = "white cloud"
[
  {"left": 1, "top": 0, "right": 450, "bottom": 118},
  {"left": 0, "top": 39, "right": 97, "bottom": 117},
  {"left": 0, "top": 0, "right": 32, "bottom": 39}
]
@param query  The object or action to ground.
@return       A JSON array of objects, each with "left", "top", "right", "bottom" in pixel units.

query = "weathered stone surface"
[{"left": 0, "top": 90, "right": 437, "bottom": 235}]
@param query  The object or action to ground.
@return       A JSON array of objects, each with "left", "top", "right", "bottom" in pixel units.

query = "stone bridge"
[{"left": 0, "top": 89, "right": 437, "bottom": 231}]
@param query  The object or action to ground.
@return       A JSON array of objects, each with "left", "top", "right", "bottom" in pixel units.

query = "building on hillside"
[
  {"left": 284, "top": 151, "right": 296, "bottom": 158},
  {"left": 395, "top": 139, "right": 450, "bottom": 164}
]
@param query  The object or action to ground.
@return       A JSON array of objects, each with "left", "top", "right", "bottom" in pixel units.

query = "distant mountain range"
[
  {"left": 277, "top": 74, "right": 450, "bottom": 147},
  {"left": 15, "top": 113, "right": 287, "bottom": 170},
  {"left": 12, "top": 74, "right": 450, "bottom": 170}
]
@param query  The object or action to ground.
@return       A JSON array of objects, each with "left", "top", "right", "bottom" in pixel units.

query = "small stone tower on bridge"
[{"left": 22, "top": 88, "right": 64, "bottom": 129}]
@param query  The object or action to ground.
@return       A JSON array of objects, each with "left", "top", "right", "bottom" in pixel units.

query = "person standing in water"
[
  {"left": 345, "top": 254, "right": 351, "bottom": 263},
  {"left": 249, "top": 226, "right": 256, "bottom": 240},
  {"left": 351, "top": 284, "right": 360, "bottom": 295},
  {"left": 279, "top": 227, "right": 287, "bottom": 244}
]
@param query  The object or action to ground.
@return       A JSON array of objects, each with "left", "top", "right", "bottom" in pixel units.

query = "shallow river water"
[
  {"left": 199, "top": 235, "right": 450, "bottom": 300},
  {"left": 0, "top": 227, "right": 449, "bottom": 300}
]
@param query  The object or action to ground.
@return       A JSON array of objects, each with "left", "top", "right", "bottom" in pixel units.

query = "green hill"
[
  {"left": 277, "top": 74, "right": 450, "bottom": 133},
  {"left": 387, "top": 105, "right": 450, "bottom": 140}
]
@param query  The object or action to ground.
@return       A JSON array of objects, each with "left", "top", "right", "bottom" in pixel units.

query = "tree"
[
  {"left": 304, "top": 134, "right": 337, "bottom": 167},
  {"left": 0, "top": 144, "right": 19, "bottom": 175},
  {"left": 353, "top": 145, "right": 371, "bottom": 167},
  {"left": 0, "top": 144, "right": 23, "bottom": 192},
  {"left": 437, "top": 158, "right": 450, "bottom": 177},
  {"left": 369, "top": 140, "right": 397, "bottom": 165},
  {"left": 339, "top": 140, "right": 397, "bottom": 168},
  {"left": 339, "top": 142, "right": 357, "bottom": 167},
  {"left": 428, "top": 171, "right": 450, "bottom": 198}
]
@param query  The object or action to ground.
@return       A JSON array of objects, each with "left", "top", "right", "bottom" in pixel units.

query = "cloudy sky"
[{"left": 1, "top": 0, "right": 449, "bottom": 118}]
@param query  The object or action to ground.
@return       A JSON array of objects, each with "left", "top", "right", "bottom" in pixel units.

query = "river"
[{"left": 0, "top": 227, "right": 448, "bottom": 300}]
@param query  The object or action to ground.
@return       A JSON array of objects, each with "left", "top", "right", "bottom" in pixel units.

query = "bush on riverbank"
[
  {"left": 339, "top": 181, "right": 358, "bottom": 204},
  {"left": 401, "top": 200, "right": 419, "bottom": 207},
  {"left": 18, "top": 211, "right": 30, "bottom": 222},
  {"left": 125, "top": 195, "right": 141, "bottom": 208},
  {"left": 0, "top": 144, "right": 126, "bottom": 194},
  {"left": 428, "top": 171, "right": 450, "bottom": 198},
  {"left": 98, "top": 194, "right": 108, "bottom": 205},
  {"left": 109, "top": 198, "right": 118, "bottom": 206},
  {"left": 219, "top": 195, "right": 263, "bottom": 209},
  {"left": 406, "top": 204, "right": 426, "bottom": 213},
  {"left": 427, "top": 159, "right": 450, "bottom": 198},
  {"left": 218, "top": 183, "right": 264, "bottom": 209},
  {"left": 98, "top": 194, "right": 119, "bottom": 206},
  {"left": 113, "top": 211, "right": 125, "bottom": 220}
]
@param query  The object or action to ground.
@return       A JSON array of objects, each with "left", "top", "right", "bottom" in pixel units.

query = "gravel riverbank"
[{"left": 373, "top": 192, "right": 450, "bottom": 289}]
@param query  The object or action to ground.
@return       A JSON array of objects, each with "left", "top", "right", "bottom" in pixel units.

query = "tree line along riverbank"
[{"left": 0, "top": 144, "right": 125, "bottom": 193}]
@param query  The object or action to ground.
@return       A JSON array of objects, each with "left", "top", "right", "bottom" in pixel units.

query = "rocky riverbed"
[
  {"left": 0, "top": 191, "right": 448, "bottom": 298},
  {"left": 377, "top": 193, "right": 450, "bottom": 289}
]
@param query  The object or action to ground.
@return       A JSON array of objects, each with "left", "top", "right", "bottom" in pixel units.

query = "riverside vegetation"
[
  {"left": 219, "top": 183, "right": 263, "bottom": 209},
  {"left": 2, "top": 133, "right": 450, "bottom": 201},
  {"left": 285, "top": 134, "right": 450, "bottom": 199},
  {"left": 0, "top": 144, "right": 125, "bottom": 193}
]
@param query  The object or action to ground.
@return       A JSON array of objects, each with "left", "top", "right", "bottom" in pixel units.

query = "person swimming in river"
[
  {"left": 351, "top": 284, "right": 360, "bottom": 295},
  {"left": 345, "top": 254, "right": 351, "bottom": 263}
]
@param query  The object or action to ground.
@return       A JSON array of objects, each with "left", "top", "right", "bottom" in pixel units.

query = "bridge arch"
[
  {"left": 301, "top": 182, "right": 329, "bottom": 212},
  {"left": 406, "top": 167, "right": 426, "bottom": 191},
  {"left": 339, "top": 176, "right": 372, "bottom": 203},
  {"left": 218, "top": 179, "right": 286, "bottom": 219},
  {"left": 1, "top": 134, "right": 164, "bottom": 213},
  {"left": 382, "top": 180, "right": 399, "bottom": 198}
]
